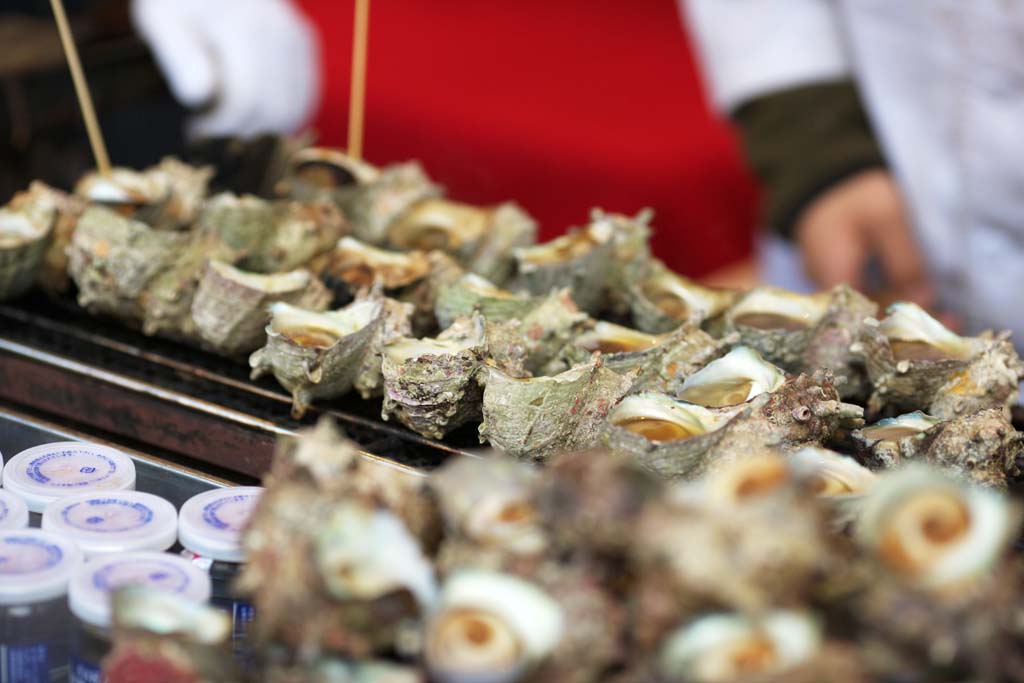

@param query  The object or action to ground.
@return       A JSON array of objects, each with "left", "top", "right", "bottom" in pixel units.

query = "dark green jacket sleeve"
[{"left": 732, "top": 80, "right": 887, "bottom": 239}]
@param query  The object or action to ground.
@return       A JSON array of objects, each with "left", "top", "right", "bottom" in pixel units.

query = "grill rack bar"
[{"left": 0, "top": 293, "right": 474, "bottom": 477}]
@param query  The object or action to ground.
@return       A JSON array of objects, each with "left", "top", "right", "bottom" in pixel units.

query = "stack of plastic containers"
[
  {"left": 0, "top": 438, "right": 263, "bottom": 681},
  {"left": 178, "top": 486, "right": 264, "bottom": 653},
  {"left": 0, "top": 529, "right": 83, "bottom": 683},
  {"left": 68, "top": 552, "right": 212, "bottom": 681}
]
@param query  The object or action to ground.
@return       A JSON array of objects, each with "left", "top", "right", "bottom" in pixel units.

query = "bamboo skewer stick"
[
  {"left": 50, "top": 0, "right": 111, "bottom": 176},
  {"left": 348, "top": 0, "right": 371, "bottom": 160}
]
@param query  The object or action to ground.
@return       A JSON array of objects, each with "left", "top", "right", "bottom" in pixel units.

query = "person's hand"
[
  {"left": 132, "top": 0, "right": 320, "bottom": 140},
  {"left": 795, "top": 169, "right": 935, "bottom": 309}
]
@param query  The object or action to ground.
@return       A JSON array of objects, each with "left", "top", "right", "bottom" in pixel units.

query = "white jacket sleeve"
[{"left": 679, "top": 0, "right": 851, "bottom": 112}]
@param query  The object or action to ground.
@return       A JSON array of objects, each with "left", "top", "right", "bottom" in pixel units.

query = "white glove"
[{"left": 131, "top": 0, "right": 320, "bottom": 140}]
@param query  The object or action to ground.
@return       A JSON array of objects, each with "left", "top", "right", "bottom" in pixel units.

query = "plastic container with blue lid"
[
  {"left": 42, "top": 491, "right": 178, "bottom": 558},
  {"left": 68, "top": 551, "right": 212, "bottom": 681},
  {"left": 179, "top": 486, "right": 263, "bottom": 658},
  {"left": 178, "top": 486, "right": 263, "bottom": 563},
  {"left": 0, "top": 489, "right": 29, "bottom": 531},
  {"left": 2, "top": 442, "right": 136, "bottom": 516},
  {"left": 0, "top": 529, "right": 83, "bottom": 683}
]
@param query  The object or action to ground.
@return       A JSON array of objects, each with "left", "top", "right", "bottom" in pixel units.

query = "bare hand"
[{"left": 794, "top": 169, "right": 934, "bottom": 310}]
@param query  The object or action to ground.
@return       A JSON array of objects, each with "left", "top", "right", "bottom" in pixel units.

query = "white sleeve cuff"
[{"left": 680, "top": 0, "right": 852, "bottom": 111}]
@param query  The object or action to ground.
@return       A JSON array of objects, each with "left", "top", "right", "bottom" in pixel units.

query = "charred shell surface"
[
  {"left": 428, "top": 456, "right": 548, "bottom": 573},
  {"left": 239, "top": 420, "right": 438, "bottom": 659},
  {"left": 465, "top": 202, "right": 537, "bottom": 285},
  {"left": 601, "top": 208, "right": 654, "bottom": 317},
  {"left": 243, "top": 200, "right": 348, "bottom": 273},
  {"left": 723, "top": 287, "right": 832, "bottom": 372},
  {"left": 485, "top": 289, "right": 589, "bottom": 377},
  {"left": 354, "top": 296, "right": 415, "bottom": 400},
  {"left": 153, "top": 157, "right": 215, "bottom": 228},
  {"left": 859, "top": 322, "right": 1024, "bottom": 420},
  {"left": 854, "top": 409, "right": 1023, "bottom": 490},
  {"left": 8, "top": 181, "right": 84, "bottom": 294},
  {"left": 480, "top": 358, "right": 638, "bottom": 462},
  {"left": 0, "top": 206, "right": 53, "bottom": 301},
  {"left": 631, "top": 456, "right": 834, "bottom": 621},
  {"left": 67, "top": 206, "right": 188, "bottom": 321},
  {"left": 190, "top": 260, "right": 331, "bottom": 356},
  {"left": 138, "top": 230, "right": 244, "bottom": 339},
  {"left": 801, "top": 285, "right": 878, "bottom": 400},
  {"left": 196, "top": 193, "right": 276, "bottom": 265},
  {"left": 434, "top": 274, "right": 540, "bottom": 330},
  {"left": 381, "top": 316, "right": 487, "bottom": 439},
  {"left": 510, "top": 221, "right": 614, "bottom": 315},
  {"left": 346, "top": 162, "right": 442, "bottom": 245},
  {"left": 250, "top": 299, "right": 385, "bottom": 418}
]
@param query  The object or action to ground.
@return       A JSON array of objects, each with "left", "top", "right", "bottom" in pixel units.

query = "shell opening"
[
  {"left": 728, "top": 288, "right": 829, "bottom": 330},
  {"left": 290, "top": 148, "right": 378, "bottom": 185},
  {"left": 860, "top": 412, "right": 941, "bottom": 445},
  {"left": 678, "top": 347, "right": 786, "bottom": 408},
  {"left": 879, "top": 302, "right": 973, "bottom": 361},
  {"left": 384, "top": 336, "right": 480, "bottom": 363},
  {"left": 269, "top": 300, "right": 379, "bottom": 347},
  {"left": 576, "top": 322, "right": 664, "bottom": 355},
  {"left": 637, "top": 265, "right": 736, "bottom": 322},
  {"left": 389, "top": 199, "right": 489, "bottom": 251},
  {"left": 516, "top": 228, "right": 603, "bottom": 267},
  {"left": 610, "top": 394, "right": 722, "bottom": 443},
  {"left": 332, "top": 237, "right": 432, "bottom": 289},
  {"left": 0, "top": 210, "right": 45, "bottom": 247},
  {"left": 211, "top": 261, "right": 311, "bottom": 293}
]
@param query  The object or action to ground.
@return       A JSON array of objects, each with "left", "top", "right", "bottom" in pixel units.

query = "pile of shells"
[
  {"left": 105, "top": 419, "right": 1024, "bottom": 683},
  {"left": 4, "top": 149, "right": 1024, "bottom": 487}
]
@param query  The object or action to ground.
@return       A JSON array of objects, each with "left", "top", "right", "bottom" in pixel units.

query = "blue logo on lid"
[
  {"left": 61, "top": 499, "right": 154, "bottom": 533},
  {"left": 0, "top": 537, "right": 63, "bottom": 574},
  {"left": 92, "top": 559, "right": 191, "bottom": 594},
  {"left": 202, "top": 494, "right": 257, "bottom": 532},
  {"left": 26, "top": 449, "right": 118, "bottom": 488}
]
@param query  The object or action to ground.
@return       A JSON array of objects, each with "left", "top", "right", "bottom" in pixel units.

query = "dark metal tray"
[{"left": 0, "top": 293, "right": 462, "bottom": 478}]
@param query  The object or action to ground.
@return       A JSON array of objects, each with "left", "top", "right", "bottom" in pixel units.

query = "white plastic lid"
[
  {"left": 2, "top": 442, "right": 137, "bottom": 513},
  {"left": 0, "top": 490, "right": 29, "bottom": 530},
  {"left": 69, "top": 551, "right": 211, "bottom": 628},
  {"left": 178, "top": 487, "right": 263, "bottom": 563},
  {"left": 0, "top": 529, "right": 83, "bottom": 605},
  {"left": 42, "top": 491, "right": 178, "bottom": 558}
]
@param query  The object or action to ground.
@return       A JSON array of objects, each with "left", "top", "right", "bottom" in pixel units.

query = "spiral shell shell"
[
  {"left": 659, "top": 611, "right": 822, "bottom": 683},
  {"left": 425, "top": 570, "right": 563, "bottom": 683},
  {"left": 857, "top": 466, "right": 1017, "bottom": 591}
]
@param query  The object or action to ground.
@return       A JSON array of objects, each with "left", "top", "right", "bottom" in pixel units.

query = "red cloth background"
[{"left": 293, "top": 0, "right": 758, "bottom": 277}]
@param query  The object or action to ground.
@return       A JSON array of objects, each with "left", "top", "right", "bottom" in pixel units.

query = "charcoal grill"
[{"left": 0, "top": 292, "right": 475, "bottom": 478}]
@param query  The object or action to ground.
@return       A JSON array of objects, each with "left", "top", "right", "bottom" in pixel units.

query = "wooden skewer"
[
  {"left": 348, "top": 0, "right": 371, "bottom": 161},
  {"left": 50, "top": 0, "right": 111, "bottom": 176}
]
